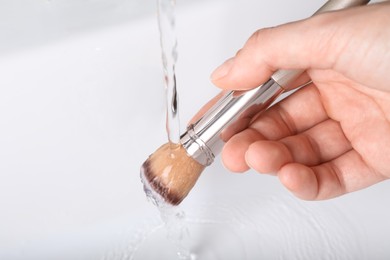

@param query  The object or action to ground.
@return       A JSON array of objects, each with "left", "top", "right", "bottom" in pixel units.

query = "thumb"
[{"left": 210, "top": 5, "right": 373, "bottom": 91}]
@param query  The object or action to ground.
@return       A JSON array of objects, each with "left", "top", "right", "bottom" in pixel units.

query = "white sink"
[{"left": 0, "top": 0, "right": 388, "bottom": 259}]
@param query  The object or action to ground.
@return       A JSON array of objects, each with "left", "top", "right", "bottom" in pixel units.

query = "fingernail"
[{"left": 210, "top": 58, "right": 235, "bottom": 81}]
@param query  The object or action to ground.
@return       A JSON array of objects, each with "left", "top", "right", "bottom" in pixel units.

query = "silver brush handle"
[
  {"left": 181, "top": 78, "right": 284, "bottom": 165},
  {"left": 181, "top": 0, "right": 370, "bottom": 166}
]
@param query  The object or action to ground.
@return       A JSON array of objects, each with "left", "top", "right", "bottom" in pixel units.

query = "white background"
[{"left": 0, "top": 0, "right": 388, "bottom": 259}]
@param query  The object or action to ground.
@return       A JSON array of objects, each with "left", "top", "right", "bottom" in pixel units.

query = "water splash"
[
  {"left": 140, "top": 168, "right": 197, "bottom": 260},
  {"left": 107, "top": 194, "right": 364, "bottom": 259}
]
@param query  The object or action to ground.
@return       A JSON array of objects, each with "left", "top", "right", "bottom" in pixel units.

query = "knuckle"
[{"left": 247, "top": 27, "right": 275, "bottom": 47}]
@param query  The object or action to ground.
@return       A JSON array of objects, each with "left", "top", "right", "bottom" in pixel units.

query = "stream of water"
[
  {"left": 140, "top": 0, "right": 196, "bottom": 259},
  {"left": 157, "top": 0, "right": 181, "bottom": 145}
]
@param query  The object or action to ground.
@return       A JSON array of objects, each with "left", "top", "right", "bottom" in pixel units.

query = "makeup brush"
[
  {"left": 141, "top": 143, "right": 205, "bottom": 205},
  {"left": 141, "top": 0, "right": 370, "bottom": 205}
]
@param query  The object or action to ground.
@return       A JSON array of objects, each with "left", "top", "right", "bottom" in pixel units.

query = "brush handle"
[
  {"left": 181, "top": 0, "right": 370, "bottom": 166},
  {"left": 181, "top": 78, "right": 284, "bottom": 166}
]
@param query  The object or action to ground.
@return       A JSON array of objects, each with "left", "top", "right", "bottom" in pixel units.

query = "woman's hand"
[{"left": 211, "top": 2, "right": 390, "bottom": 200}]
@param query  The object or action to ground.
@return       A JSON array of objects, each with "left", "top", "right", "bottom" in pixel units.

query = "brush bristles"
[{"left": 141, "top": 143, "right": 205, "bottom": 205}]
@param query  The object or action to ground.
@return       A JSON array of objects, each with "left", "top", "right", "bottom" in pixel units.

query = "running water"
[
  {"left": 157, "top": 0, "right": 181, "bottom": 145},
  {"left": 138, "top": 0, "right": 196, "bottom": 259}
]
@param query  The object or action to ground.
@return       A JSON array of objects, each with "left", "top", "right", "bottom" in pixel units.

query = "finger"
[
  {"left": 210, "top": 4, "right": 387, "bottom": 91},
  {"left": 245, "top": 119, "right": 352, "bottom": 173},
  {"left": 278, "top": 150, "right": 387, "bottom": 200},
  {"left": 210, "top": 15, "right": 340, "bottom": 90},
  {"left": 245, "top": 140, "right": 292, "bottom": 174},
  {"left": 249, "top": 83, "right": 328, "bottom": 140},
  {"left": 222, "top": 128, "right": 263, "bottom": 173},
  {"left": 279, "top": 119, "right": 352, "bottom": 166},
  {"left": 221, "top": 84, "right": 328, "bottom": 172}
]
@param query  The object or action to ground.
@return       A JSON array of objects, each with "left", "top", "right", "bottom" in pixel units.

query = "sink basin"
[{"left": 0, "top": 0, "right": 388, "bottom": 259}]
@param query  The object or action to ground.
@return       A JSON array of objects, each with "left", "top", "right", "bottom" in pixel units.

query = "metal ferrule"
[{"left": 180, "top": 0, "right": 370, "bottom": 166}]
